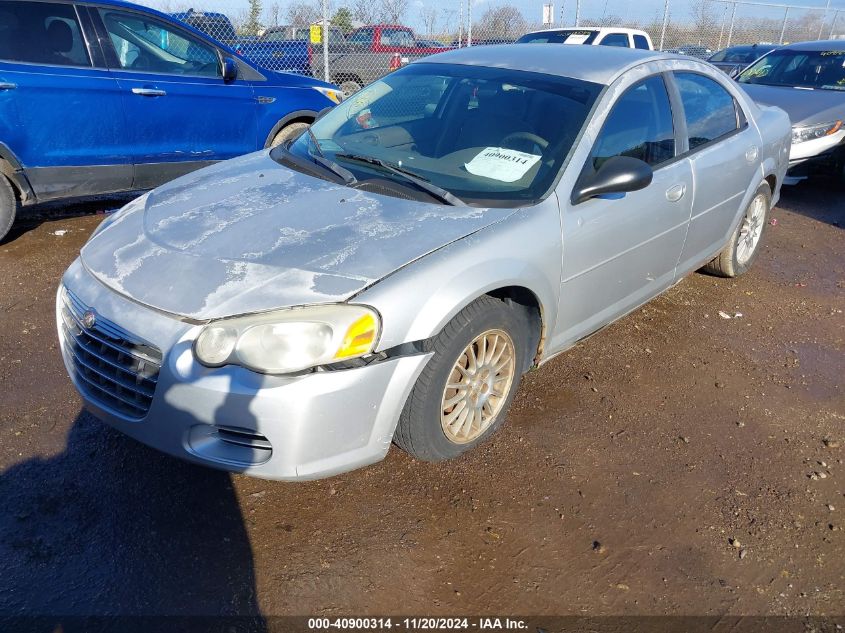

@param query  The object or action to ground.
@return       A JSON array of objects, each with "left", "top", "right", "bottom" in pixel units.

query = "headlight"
[
  {"left": 313, "top": 86, "right": 343, "bottom": 104},
  {"left": 87, "top": 192, "right": 149, "bottom": 242},
  {"left": 194, "top": 304, "right": 380, "bottom": 374},
  {"left": 791, "top": 120, "right": 842, "bottom": 144}
]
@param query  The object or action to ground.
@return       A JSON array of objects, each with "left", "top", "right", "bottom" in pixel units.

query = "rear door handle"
[
  {"left": 0, "top": 82, "right": 17, "bottom": 91},
  {"left": 666, "top": 183, "right": 686, "bottom": 202},
  {"left": 131, "top": 88, "right": 166, "bottom": 97}
]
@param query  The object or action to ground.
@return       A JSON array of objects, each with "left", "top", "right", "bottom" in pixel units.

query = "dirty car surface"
[{"left": 57, "top": 45, "right": 791, "bottom": 480}]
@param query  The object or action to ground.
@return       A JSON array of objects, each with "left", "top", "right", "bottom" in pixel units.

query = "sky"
[{"left": 142, "top": 0, "right": 845, "bottom": 35}]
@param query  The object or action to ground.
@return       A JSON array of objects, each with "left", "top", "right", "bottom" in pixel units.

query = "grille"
[{"left": 60, "top": 288, "right": 162, "bottom": 419}]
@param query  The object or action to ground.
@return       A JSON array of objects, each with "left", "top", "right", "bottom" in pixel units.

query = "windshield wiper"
[
  {"left": 334, "top": 153, "right": 465, "bottom": 206},
  {"left": 270, "top": 145, "right": 356, "bottom": 185}
]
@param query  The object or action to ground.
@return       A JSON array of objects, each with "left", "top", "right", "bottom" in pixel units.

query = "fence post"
[
  {"left": 726, "top": 1, "right": 737, "bottom": 47},
  {"left": 830, "top": 10, "right": 839, "bottom": 39},
  {"left": 575, "top": 0, "right": 581, "bottom": 27},
  {"left": 467, "top": 0, "right": 472, "bottom": 46},
  {"left": 819, "top": 0, "right": 831, "bottom": 40},
  {"left": 779, "top": 7, "right": 789, "bottom": 44},
  {"left": 458, "top": 0, "right": 463, "bottom": 48},
  {"left": 717, "top": 1, "right": 729, "bottom": 50},
  {"left": 322, "top": 0, "right": 329, "bottom": 83},
  {"left": 658, "top": 0, "right": 669, "bottom": 51}
]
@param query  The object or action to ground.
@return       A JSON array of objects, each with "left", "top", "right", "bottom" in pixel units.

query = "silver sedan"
[{"left": 57, "top": 45, "right": 791, "bottom": 480}]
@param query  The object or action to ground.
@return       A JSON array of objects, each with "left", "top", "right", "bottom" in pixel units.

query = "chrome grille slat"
[{"left": 61, "top": 288, "right": 161, "bottom": 419}]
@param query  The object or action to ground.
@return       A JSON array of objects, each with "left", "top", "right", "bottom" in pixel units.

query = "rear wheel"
[
  {"left": 701, "top": 182, "right": 771, "bottom": 278},
  {"left": 394, "top": 296, "right": 527, "bottom": 462},
  {"left": 0, "top": 174, "right": 19, "bottom": 243},
  {"left": 269, "top": 121, "right": 310, "bottom": 148}
]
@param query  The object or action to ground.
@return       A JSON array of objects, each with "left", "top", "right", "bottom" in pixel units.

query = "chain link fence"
[{"left": 139, "top": 0, "right": 845, "bottom": 89}]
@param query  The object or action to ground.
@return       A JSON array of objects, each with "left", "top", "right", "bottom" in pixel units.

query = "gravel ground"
[{"left": 0, "top": 181, "right": 842, "bottom": 622}]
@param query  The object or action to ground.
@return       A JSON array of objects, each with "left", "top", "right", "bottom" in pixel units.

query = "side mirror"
[
  {"left": 571, "top": 156, "right": 654, "bottom": 205},
  {"left": 222, "top": 56, "right": 238, "bottom": 82}
]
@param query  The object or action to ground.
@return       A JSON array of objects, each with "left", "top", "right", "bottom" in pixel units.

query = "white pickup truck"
[{"left": 517, "top": 27, "right": 654, "bottom": 50}]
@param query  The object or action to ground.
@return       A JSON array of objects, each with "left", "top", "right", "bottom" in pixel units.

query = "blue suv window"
[
  {"left": 0, "top": 1, "right": 90, "bottom": 67},
  {"left": 99, "top": 9, "right": 221, "bottom": 77}
]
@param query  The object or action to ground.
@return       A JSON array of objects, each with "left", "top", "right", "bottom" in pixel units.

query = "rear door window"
[
  {"left": 590, "top": 75, "right": 676, "bottom": 170},
  {"left": 674, "top": 72, "right": 740, "bottom": 150},
  {"left": 633, "top": 34, "right": 650, "bottom": 50},
  {"left": 0, "top": 1, "right": 91, "bottom": 67},
  {"left": 598, "top": 33, "right": 630, "bottom": 48}
]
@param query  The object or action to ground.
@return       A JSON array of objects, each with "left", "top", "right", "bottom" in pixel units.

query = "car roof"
[
  {"left": 415, "top": 44, "right": 674, "bottom": 85},
  {"left": 778, "top": 39, "right": 845, "bottom": 51},
  {"left": 524, "top": 26, "right": 650, "bottom": 36}
]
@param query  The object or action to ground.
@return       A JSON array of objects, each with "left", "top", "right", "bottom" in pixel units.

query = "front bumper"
[
  {"left": 785, "top": 131, "right": 845, "bottom": 183},
  {"left": 57, "top": 259, "right": 431, "bottom": 480}
]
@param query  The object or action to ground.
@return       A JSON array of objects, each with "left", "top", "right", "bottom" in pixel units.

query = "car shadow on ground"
[
  {"left": 0, "top": 410, "right": 266, "bottom": 632},
  {"left": 777, "top": 178, "right": 843, "bottom": 228},
  {"left": 2, "top": 194, "right": 141, "bottom": 245}
]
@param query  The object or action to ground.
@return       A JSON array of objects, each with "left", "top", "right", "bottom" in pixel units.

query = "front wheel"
[
  {"left": 0, "top": 174, "right": 19, "bottom": 243},
  {"left": 269, "top": 121, "right": 310, "bottom": 148},
  {"left": 394, "top": 296, "right": 526, "bottom": 462},
  {"left": 701, "top": 182, "right": 771, "bottom": 278}
]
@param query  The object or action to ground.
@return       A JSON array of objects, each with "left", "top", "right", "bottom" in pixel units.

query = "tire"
[
  {"left": 336, "top": 78, "right": 362, "bottom": 98},
  {"left": 0, "top": 174, "right": 19, "bottom": 243},
  {"left": 701, "top": 182, "right": 771, "bottom": 278},
  {"left": 269, "top": 121, "right": 310, "bottom": 148},
  {"left": 394, "top": 295, "right": 529, "bottom": 462}
]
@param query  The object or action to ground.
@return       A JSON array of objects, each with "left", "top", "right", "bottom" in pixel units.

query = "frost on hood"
[{"left": 81, "top": 151, "right": 514, "bottom": 319}]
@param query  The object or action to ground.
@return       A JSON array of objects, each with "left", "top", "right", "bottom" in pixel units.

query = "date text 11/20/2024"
[{"left": 307, "top": 617, "right": 528, "bottom": 630}]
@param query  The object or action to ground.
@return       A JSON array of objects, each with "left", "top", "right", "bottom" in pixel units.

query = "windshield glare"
[
  {"left": 738, "top": 49, "right": 845, "bottom": 90},
  {"left": 287, "top": 63, "right": 601, "bottom": 206}
]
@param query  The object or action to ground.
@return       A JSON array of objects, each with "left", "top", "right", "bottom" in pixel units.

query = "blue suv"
[{"left": 0, "top": 0, "right": 343, "bottom": 240}]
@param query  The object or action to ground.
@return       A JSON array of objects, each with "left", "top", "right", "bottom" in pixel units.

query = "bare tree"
[
  {"left": 420, "top": 6, "right": 438, "bottom": 35},
  {"left": 474, "top": 5, "right": 526, "bottom": 40},
  {"left": 350, "top": 0, "right": 379, "bottom": 24},
  {"left": 287, "top": 2, "right": 321, "bottom": 27},
  {"left": 690, "top": 0, "right": 717, "bottom": 33},
  {"left": 268, "top": 2, "right": 281, "bottom": 27},
  {"left": 379, "top": 0, "right": 409, "bottom": 25}
]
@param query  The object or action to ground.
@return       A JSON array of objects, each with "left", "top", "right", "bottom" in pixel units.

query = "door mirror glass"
[
  {"left": 222, "top": 56, "right": 238, "bottom": 82},
  {"left": 572, "top": 156, "right": 653, "bottom": 205}
]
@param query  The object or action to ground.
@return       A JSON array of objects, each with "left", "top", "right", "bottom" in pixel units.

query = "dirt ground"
[{"left": 0, "top": 180, "right": 842, "bottom": 623}]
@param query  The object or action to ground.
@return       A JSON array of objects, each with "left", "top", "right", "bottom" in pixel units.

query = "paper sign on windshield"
[
  {"left": 564, "top": 33, "right": 591, "bottom": 45},
  {"left": 464, "top": 147, "right": 541, "bottom": 183}
]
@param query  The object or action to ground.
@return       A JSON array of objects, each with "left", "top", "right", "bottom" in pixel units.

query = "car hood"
[
  {"left": 740, "top": 83, "right": 845, "bottom": 126},
  {"left": 81, "top": 151, "right": 515, "bottom": 321}
]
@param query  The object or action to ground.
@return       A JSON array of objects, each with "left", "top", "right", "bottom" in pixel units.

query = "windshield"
[
  {"left": 283, "top": 63, "right": 600, "bottom": 206},
  {"left": 516, "top": 30, "right": 599, "bottom": 45},
  {"left": 738, "top": 48, "right": 845, "bottom": 90}
]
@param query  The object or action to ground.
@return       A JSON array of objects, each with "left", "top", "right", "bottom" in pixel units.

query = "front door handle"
[
  {"left": 131, "top": 87, "right": 167, "bottom": 97},
  {"left": 666, "top": 183, "right": 686, "bottom": 202},
  {"left": 0, "top": 82, "right": 17, "bottom": 91}
]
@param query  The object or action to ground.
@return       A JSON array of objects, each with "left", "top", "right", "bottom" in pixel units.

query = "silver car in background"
[
  {"left": 57, "top": 46, "right": 790, "bottom": 480},
  {"left": 737, "top": 41, "right": 845, "bottom": 183}
]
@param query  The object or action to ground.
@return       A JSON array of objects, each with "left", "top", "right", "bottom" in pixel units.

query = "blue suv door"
[
  {"left": 90, "top": 6, "right": 259, "bottom": 189},
  {"left": 0, "top": 1, "right": 131, "bottom": 201}
]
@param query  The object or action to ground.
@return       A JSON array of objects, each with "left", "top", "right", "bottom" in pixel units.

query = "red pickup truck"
[{"left": 317, "top": 24, "right": 451, "bottom": 96}]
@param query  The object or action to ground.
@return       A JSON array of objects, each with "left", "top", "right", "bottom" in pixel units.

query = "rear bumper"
[{"left": 57, "top": 259, "right": 431, "bottom": 480}]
